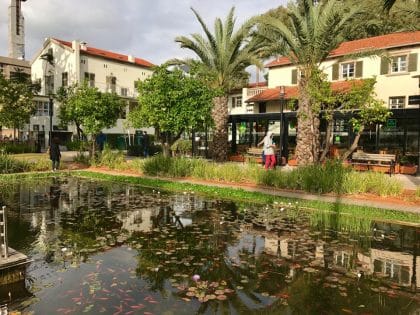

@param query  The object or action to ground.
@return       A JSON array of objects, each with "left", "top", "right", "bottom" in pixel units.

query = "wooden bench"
[
  {"left": 351, "top": 152, "right": 396, "bottom": 176},
  {"left": 244, "top": 147, "right": 264, "bottom": 163}
]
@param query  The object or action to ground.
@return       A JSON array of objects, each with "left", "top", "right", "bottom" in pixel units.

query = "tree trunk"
[
  {"left": 341, "top": 126, "right": 364, "bottom": 161},
  {"left": 295, "top": 79, "right": 319, "bottom": 165},
  {"left": 211, "top": 95, "right": 229, "bottom": 162},
  {"left": 162, "top": 143, "right": 171, "bottom": 157},
  {"left": 90, "top": 134, "right": 97, "bottom": 159},
  {"left": 320, "top": 119, "right": 334, "bottom": 162}
]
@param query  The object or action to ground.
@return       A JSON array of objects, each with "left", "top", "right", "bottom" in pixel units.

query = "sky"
[{"left": 0, "top": 0, "right": 287, "bottom": 80}]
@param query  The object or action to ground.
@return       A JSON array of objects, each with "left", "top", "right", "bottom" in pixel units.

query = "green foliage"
[
  {"left": 58, "top": 82, "right": 124, "bottom": 137},
  {"left": 0, "top": 152, "right": 50, "bottom": 173},
  {"left": 129, "top": 65, "right": 214, "bottom": 153},
  {"left": 57, "top": 82, "right": 124, "bottom": 156},
  {"left": 138, "top": 156, "right": 404, "bottom": 197},
  {"left": 170, "top": 139, "right": 192, "bottom": 155},
  {"left": 173, "top": 7, "right": 261, "bottom": 92},
  {"left": 416, "top": 187, "right": 420, "bottom": 198},
  {"left": 0, "top": 143, "right": 36, "bottom": 154},
  {"left": 0, "top": 74, "right": 39, "bottom": 129},
  {"left": 65, "top": 140, "right": 89, "bottom": 151},
  {"left": 97, "top": 146, "right": 125, "bottom": 169},
  {"left": 73, "top": 152, "right": 92, "bottom": 166}
]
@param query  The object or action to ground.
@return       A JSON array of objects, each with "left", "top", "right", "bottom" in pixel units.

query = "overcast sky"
[{"left": 0, "top": 0, "right": 287, "bottom": 79}]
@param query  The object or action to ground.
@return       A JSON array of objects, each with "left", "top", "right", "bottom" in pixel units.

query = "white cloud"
[{"left": 0, "top": 0, "right": 287, "bottom": 74}]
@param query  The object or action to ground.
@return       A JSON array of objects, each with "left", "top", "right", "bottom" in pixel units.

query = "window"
[
  {"left": 35, "top": 101, "right": 50, "bottom": 116},
  {"left": 389, "top": 96, "right": 405, "bottom": 109},
  {"left": 121, "top": 88, "right": 128, "bottom": 97},
  {"left": 33, "top": 125, "right": 39, "bottom": 131},
  {"left": 62, "top": 72, "right": 68, "bottom": 87},
  {"left": 391, "top": 55, "right": 407, "bottom": 73},
  {"left": 341, "top": 62, "right": 355, "bottom": 79},
  {"left": 106, "top": 76, "right": 117, "bottom": 93},
  {"left": 84, "top": 72, "right": 95, "bottom": 87},
  {"left": 231, "top": 96, "right": 242, "bottom": 108},
  {"left": 0, "top": 64, "right": 4, "bottom": 75},
  {"left": 45, "top": 75, "right": 54, "bottom": 95}
]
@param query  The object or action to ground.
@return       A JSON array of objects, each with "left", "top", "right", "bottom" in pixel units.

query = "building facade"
[
  {"left": 229, "top": 31, "right": 420, "bottom": 167},
  {"left": 29, "top": 38, "right": 154, "bottom": 148}
]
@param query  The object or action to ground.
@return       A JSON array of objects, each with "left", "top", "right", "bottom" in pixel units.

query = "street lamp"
[
  {"left": 278, "top": 86, "right": 285, "bottom": 166},
  {"left": 49, "top": 96, "right": 53, "bottom": 146}
]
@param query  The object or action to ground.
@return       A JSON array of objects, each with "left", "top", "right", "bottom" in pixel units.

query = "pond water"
[{"left": 0, "top": 176, "right": 418, "bottom": 314}]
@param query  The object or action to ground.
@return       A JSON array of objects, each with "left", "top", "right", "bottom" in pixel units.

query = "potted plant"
[
  {"left": 399, "top": 156, "right": 418, "bottom": 175},
  {"left": 288, "top": 153, "right": 297, "bottom": 166}
]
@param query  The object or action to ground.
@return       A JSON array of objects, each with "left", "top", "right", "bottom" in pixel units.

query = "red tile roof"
[
  {"left": 53, "top": 39, "right": 154, "bottom": 68},
  {"left": 248, "top": 81, "right": 268, "bottom": 88},
  {"left": 247, "top": 80, "right": 362, "bottom": 102},
  {"left": 266, "top": 31, "right": 420, "bottom": 68}
]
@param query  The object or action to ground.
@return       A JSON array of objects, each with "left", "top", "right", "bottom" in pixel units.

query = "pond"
[{"left": 0, "top": 176, "right": 418, "bottom": 314}]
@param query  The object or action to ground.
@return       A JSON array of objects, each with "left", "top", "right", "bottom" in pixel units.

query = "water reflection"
[{"left": 0, "top": 177, "right": 418, "bottom": 314}]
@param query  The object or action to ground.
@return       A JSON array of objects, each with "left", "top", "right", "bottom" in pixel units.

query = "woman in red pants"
[{"left": 263, "top": 131, "right": 276, "bottom": 169}]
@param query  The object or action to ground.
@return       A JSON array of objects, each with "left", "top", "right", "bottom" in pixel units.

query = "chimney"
[
  {"left": 72, "top": 40, "right": 80, "bottom": 50},
  {"left": 128, "top": 55, "right": 135, "bottom": 63},
  {"left": 80, "top": 41, "right": 87, "bottom": 51}
]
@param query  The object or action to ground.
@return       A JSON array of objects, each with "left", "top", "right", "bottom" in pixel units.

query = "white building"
[{"left": 29, "top": 38, "right": 154, "bottom": 148}]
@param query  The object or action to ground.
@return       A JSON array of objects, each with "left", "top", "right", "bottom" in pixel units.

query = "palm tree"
[
  {"left": 255, "top": 0, "right": 362, "bottom": 165},
  {"left": 173, "top": 8, "right": 261, "bottom": 161}
]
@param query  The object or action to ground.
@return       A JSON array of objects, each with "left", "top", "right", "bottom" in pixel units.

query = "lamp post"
[
  {"left": 278, "top": 86, "right": 285, "bottom": 166},
  {"left": 49, "top": 96, "right": 53, "bottom": 146}
]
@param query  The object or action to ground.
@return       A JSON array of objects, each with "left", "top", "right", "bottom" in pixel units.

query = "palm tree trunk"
[
  {"left": 211, "top": 95, "right": 229, "bottom": 162},
  {"left": 296, "top": 81, "right": 319, "bottom": 165}
]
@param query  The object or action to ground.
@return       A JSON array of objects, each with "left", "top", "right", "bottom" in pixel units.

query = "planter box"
[
  {"left": 399, "top": 165, "right": 418, "bottom": 175},
  {"left": 228, "top": 155, "right": 244, "bottom": 162}
]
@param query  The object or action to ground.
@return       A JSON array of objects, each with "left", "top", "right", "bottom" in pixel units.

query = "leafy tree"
[
  {"left": 255, "top": 0, "right": 362, "bottom": 165},
  {"left": 128, "top": 64, "right": 214, "bottom": 157},
  {"left": 338, "top": 80, "right": 391, "bottom": 161},
  {"left": 309, "top": 73, "right": 391, "bottom": 161},
  {"left": 0, "top": 73, "right": 39, "bottom": 140},
  {"left": 172, "top": 7, "right": 261, "bottom": 161},
  {"left": 57, "top": 82, "right": 124, "bottom": 157}
]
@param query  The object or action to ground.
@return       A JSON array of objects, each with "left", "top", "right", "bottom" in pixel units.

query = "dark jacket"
[{"left": 49, "top": 143, "right": 61, "bottom": 161}]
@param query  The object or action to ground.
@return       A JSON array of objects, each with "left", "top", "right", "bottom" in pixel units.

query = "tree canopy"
[
  {"left": 0, "top": 73, "right": 39, "bottom": 132},
  {"left": 57, "top": 82, "right": 124, "bottom": 155},
  {"left": 172, "top": 7, "right": 262, "bottom": 161},
  {"left": 128, "top": 64, "right": 215, "bottom": 156}
]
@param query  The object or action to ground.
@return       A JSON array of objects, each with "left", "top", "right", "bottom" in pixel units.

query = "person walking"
[
  {"left": 49, "top": 137, "right": 61, "bottom": 171},
  {"left": 263, "top": 131, "right": 276, "bottom": 169}
]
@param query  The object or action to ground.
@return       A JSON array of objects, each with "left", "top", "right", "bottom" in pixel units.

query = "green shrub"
[
  {"left": 170, "top": 139, "right": 192, "bottom": 156},
  {"left": 0, "top": 143, "right": 36, "bottom": 154},
  {"left": 97, "top": 146, "right": 125, "bottom": 169},
  {"left": 65, "top": 140, "right": 89, "bottom": 151},
  {"left": 0, "top": 153, "right": 50, "bottom": 173},
  {"left": 416, "top": 187, "right": 420, "bottom": 198},
  {"left": 74, "top": 152, "right": 92, "bottom": 165}
]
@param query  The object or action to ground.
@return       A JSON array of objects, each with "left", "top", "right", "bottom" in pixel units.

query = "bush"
[
  {"left": 97, "top": 146, "right": 125, "bottom": 169},
  {"left": 171, "top": 139, "right": 192, "bottom": 156},
  {"left": 0, "top": 153, "right": 50, "bottom": 173},
  {"left": 0, "top": 143, "right": 36, "bottom": 154},
  {"left": 65, "top": 140, "right": 89, "bottom": 151}
]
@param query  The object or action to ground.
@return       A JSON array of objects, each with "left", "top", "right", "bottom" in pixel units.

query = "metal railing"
[{"left": 0, "top": 206, "right": 8, "bottom": 259}]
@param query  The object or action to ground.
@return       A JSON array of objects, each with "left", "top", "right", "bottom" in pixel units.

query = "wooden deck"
[{"left": 0, "top": 248, "right": 31, "bottom": 285}]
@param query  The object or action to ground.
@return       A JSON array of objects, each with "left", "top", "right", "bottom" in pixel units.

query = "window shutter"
[
  {"left": 332, "top": 63, "right": 339, "bottom": 80},
  {"left": 355, "top": 61, "right": 363, "bottom": 78},
  {"left": 291, "top": 69, "right": 297, "bottom": 84},
  {"left": 380, "top": 57, "right": 389, "bottom": 75},
  {"left": 408, "top": 53, "right": 418, "bottom": 72}
]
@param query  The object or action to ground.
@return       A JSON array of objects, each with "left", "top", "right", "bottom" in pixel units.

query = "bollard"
[{"left": 0, "top": 206, "right": 8, "bottom": 259}]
